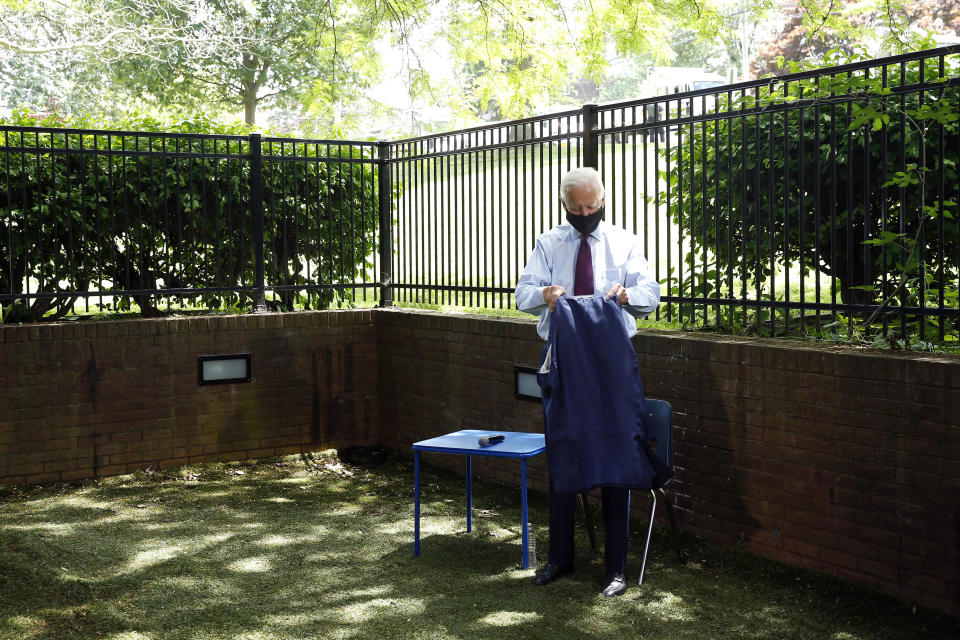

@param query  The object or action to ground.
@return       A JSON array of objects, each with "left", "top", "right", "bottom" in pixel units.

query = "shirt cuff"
[{"left": 625, "top": 286, "right": 659, "bottom": 316}]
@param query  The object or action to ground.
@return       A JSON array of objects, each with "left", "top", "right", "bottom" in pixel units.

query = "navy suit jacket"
[{"left": 537, "top": 295, "right": 672, "bottom": 495}]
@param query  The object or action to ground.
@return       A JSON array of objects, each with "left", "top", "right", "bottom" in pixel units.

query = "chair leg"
[
  {"left": 658, "top": 487, "right": 685, "bottom": 563},
  {"left": 579, "top": 492, "right": 598, "bottom": 549},
  {"left": 637, "top": 489, "right": 657, "bottom": 586}
]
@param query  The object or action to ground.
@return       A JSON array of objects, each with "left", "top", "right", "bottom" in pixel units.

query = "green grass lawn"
[{"left": 1, "top": 451, "right": 956, "bottom": 640}]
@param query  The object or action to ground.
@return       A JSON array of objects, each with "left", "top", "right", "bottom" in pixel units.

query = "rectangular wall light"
[
  {"left": 514, "top": 366, "right": 542, "bottom": 401},
  {"left": 198, "top": 353, "right": 251, "bottom": 386}
]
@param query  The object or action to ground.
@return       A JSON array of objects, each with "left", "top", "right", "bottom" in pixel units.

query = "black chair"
[
  {"left": 578, "top": 399, "right": 685, "bottom": 582},
  {"left": 636, "top": 398, "right": 685, "bottom": 585}
]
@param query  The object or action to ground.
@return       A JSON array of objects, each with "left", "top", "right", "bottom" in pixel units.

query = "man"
[{"left": 514, "top": 166, "right": 662, "bottom": 597}]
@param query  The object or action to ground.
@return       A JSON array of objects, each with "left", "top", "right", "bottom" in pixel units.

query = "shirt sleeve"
[
  {"left": 622, "top": 236, "right": 662, "bottom": 319},
  {"left": 514, "top": 238, "right": 551, "bottom": 315}
]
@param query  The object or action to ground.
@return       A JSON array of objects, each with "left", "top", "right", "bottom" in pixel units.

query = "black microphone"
[{"left": 477, "top": 434, "right": 505, "bottom": 447}]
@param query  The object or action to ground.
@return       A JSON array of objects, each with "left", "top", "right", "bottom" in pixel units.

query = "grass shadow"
[{"left": 0, "top": 453, "right": 956, "bottom": 640}]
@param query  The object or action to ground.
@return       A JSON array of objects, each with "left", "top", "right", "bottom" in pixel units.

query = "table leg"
[
  {"left": 521, "top": 458, "right": 529, "bottom": 569},
  {"left": 466, "top": 455, "right": 473, "bottom": 533},
  {"left": 414, "top": 451, "right": 421, "bottom": 556}
]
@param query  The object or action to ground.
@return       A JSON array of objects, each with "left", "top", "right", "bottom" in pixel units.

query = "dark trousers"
[{"left": 547, "top": 483, "right": 631, "bottom": 575}]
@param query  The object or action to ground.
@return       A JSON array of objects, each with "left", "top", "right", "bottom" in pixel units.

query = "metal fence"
[
  {"left": 2, "top": 45, "right": 959, "bottom": 341},
  {"left": 606, "top": 46, "right": 960, "bottom": 341},
  {"left": 385, "top": 111, "right": 584, "bottom": 309},
  {"left": 387, "top": 45, "right": 959, "bottom": 341},
  {"left": 0, "top": 129, "right": 382, "bottom": 320}
]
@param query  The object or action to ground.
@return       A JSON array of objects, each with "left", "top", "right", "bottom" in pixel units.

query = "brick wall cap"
[
  {"left": 634, "top": 328, "right": 960, "bottom": 366},
  {"left": 373, "top": 306, "right": 538, "bottom": 330}
]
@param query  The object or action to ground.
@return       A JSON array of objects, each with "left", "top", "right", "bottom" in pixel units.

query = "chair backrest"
[{"left": 644, "top": 399, "right": 673, "bottom": 472}]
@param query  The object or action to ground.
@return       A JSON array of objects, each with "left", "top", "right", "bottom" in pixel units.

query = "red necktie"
[{"left": 573, "top": 234, "right": 593, "bottom": 295}]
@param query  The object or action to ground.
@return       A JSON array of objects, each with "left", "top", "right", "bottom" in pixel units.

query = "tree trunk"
[
  {"left": 241, "top": 53, "right": 259, "bottom": 126},
  {"left": 244, "top": 94, "right": 257, "bottom": 126}
]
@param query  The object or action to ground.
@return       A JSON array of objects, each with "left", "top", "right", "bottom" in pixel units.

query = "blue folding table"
[{"left": 413, "top": 430, "right": 546, "bottom": 569}]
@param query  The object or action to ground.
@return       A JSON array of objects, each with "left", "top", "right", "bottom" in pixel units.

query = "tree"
[
  {"left": 106, "top": 0, "right": 392, "bottom": 128},
  {"left": 438, "top": 0, "right": 730, "bottom": 121},
  {"left": 753, "top": 0, "right": 960, "bottom": 77},
  {"left": 0, "top": 47, "right": 137, "bottom": 118},
  {"left": 439, "top": 0, "right": 572, "bottom": 120},
  {"left": 4, "top": 0, "right": 951, "bottom": 134},
  {"left": 0, "top": 0, "right": 774, "bottom": 132},
  {"left": 0, "top": 0, "right": 231, "bottom": 59},
  {"left": 0, "top": 0, "right": 408, "bottom": 128},
  {"left": 0, "top": 0, "right": 257, "bottom": 120}
]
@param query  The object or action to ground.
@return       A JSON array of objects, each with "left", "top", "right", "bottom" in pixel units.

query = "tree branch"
[{"left": 802, "top": 0, "right": 836, "bottom": 41}]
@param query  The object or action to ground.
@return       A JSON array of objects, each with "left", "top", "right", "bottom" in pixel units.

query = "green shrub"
[
  {"left": 659, "top": 46, "right": 959, "bottom": 345},
  {"left": 0, "top": 110, "right": 379, "bottom": 322}
]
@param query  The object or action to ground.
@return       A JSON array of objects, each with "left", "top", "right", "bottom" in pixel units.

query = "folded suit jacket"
[{"left": 537, "top": 294, "right": 672, "bottom": 495}]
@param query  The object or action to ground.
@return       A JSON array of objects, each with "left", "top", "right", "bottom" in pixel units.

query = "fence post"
[
  {"left": 582, "top": 103, "right": 599, "bottom": 169},
  {"left": 249, "top": 133, "right": 268, "bottom": 312},
  {"left": 377, "top": 140, "right": 394, "bottom": 307}
]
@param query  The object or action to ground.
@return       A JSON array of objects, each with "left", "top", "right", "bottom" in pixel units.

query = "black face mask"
[{"left": 565, "top": 206, "right": 605, "bottom": 236}]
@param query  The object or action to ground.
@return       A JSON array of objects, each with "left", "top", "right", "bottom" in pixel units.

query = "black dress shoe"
[
  {"left": 532, "top": 562, "right": 573, "bottom": 586},
  {"left": 601, "top": 573, "right": 627, "bottom": 597}
]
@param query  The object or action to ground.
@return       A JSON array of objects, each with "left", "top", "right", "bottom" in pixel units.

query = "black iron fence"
[
  {"left": 3, "top": 45, "right": 959, "bottom": 342},
  {"left": 385, "top": 110, "right": 584, "bottom": 309},
  {"left": 387, "top": 45, "right": 959, "bottom": 342},
  {"left": 0, "top": 129, "right": 381, "bottom": 321}
]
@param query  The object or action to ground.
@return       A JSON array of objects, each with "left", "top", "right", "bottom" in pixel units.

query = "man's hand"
[
  {"left": 605, "top": 283, "right": 628, "bottom": 305},
  {"left": 543, "top": 285, "right": 566, "bottom": 312}
]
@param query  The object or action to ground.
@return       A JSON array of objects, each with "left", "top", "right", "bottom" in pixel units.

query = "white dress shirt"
[{"left": 514, "top": 220, "right": 662, "bottom": 340}]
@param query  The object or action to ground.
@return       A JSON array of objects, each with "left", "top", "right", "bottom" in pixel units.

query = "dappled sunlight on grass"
[
  {"left": 194, "top": 490, "right": 244, "bottom": 499},
  {"left": 199, "top": 532, "right": 236, "bottom": 546},
  {"left": 119, "top": 532, "right": 235, "bottom": 575},
  {"left": 3, "top": 616, "right": 39, "bottom": 635},
  {"left": 5, "top": 521, "right": 82, "bottom": 536},
  {"left": 123, "top": 544, "right": 186, "bottom": 573},
  {"left": 227, "top": 556, "right": 272, "bottom": 573},
  {"left": 340, "top": 597, "right": 427, "bottom": 622},
  {"left": 636, "top": 590, "right": 695, "bottom": 621},
  {"left": 255, "top": 533, "right": 311, "bottom": 547},
  {"left": 376, "top": 520, "right": 418, "bottom": 536},
  {"left": 477, "top": 568, "right": 536, "bottom": 583},
  {"left": 414, "top": 519, "right": 468, "bottom": 538},
  {"left": 300, "top": 551, "right": 357, "bottom": 565},
  {"left": 0, "top": 451, "right": 956, "bottom": 640},
  {"left": 58, "top": 494, "right": 124, "bottom": 512},
  {"left": 478, "top": 610, "right": 542, "bottom": 626},
  {"left": 315, "top": 585, "right": 395, "bottom": 607},
  {"left": 152, "top": 575, "right": 206, "bottom": 590},
  {"left": 343, "top": 585, "right": 393, "bottom": 599}
]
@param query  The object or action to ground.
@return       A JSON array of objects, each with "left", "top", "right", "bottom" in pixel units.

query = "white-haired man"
[{"left": 514, "top": 166, "right": 662, "bottom": 597}]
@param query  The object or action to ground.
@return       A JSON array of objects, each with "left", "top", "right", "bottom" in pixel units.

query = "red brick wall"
[
  {"left": 0, "top": 311, "right": 378, "bottom": 484},
  {"left": 2, "top": 308, "right": 957, "bottom": 614},
  {"left": 634, "top": 331, "right": 959, "bottom": 615},
  {"left": 375, "top": 310, "right": 959, "bottom": 615},
  {"left": 376, "top": 309, "right": 548, "bottom": 492}
]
